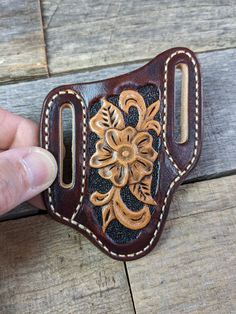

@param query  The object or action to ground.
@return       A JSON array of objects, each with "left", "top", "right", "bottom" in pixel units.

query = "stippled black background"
[{"left": 88, "top": 84, "right": 161, "bottom": 244}]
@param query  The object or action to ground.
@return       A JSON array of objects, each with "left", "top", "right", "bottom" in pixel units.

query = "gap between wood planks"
[
  {"left": 184, "top": 169, "right": 236, "bottom": 184},
  {"left": 1, "top": 1, "right": 235, "bottom": 84},
  {"left": 40, "top": 0, "right": 236, "bottom": 76},
  {"left": 0, "top": 171, "right": 235, "bottom": 222},
  {"left": 29, "top": 46, "right": 236, "bottom": 84},
  {"left": 38, "top": 0, "right": 50, "bottom": 78},
  {"left": 0, "top": 47, "right": 234, "bottom": 87},
  {"left": 124, "top": 262, "right": 137, "bottom": 314},
  {"left": 0, "top": 174, "right": 235, "bottom": 313},
  {"left": 1, "top": 47, "right": 236, "bottom": 222}
]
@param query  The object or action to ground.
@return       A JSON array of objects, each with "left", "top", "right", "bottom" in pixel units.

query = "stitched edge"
[
  {"left": 44, "top": 50, "right": 199, "bottom": 259},
  {"left": 163, "top": 50, "right": 198, "bottom": 174},
  {"left": 45, "top": 90, "right": 87, "bottom": 222}
]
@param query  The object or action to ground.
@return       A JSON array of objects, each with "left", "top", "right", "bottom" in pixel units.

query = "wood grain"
[
  {"left": 0, "top": 175, "right": 235, "bottom": 313},
  {"left": 0, "top": 49, "right": 235, "bottom": 178},
  {"left": 0, "top": 48, "right": 236, "bottom": 221},
  {"left": 127, "top": 174, "right": 236, "bottom": 314},
  {"left": 41, "top": 0, "right": 236, "bottom": 74},
  {"left": 0, "top": 215, "right": 134, "bottom": 314},
  {"left": 169, "top": 173, "right": 236, "bottom": 220},
  {"left": 0, "top": 0, "right": 48, "bottom": 83},
  {"left": 0, "top": 2, "right": 235, "bottom": 312}
]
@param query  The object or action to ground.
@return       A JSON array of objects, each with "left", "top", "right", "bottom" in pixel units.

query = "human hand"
[{"left": 0, "top": 108, "right": 57, "bottom": 216}]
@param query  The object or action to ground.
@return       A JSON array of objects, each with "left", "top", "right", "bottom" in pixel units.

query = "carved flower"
[
  {"left": 89, "top": 89, "right": 161, "bottom": 232},
  {"left": 90, "top": 126, "right": 157, "bottom": 188}
]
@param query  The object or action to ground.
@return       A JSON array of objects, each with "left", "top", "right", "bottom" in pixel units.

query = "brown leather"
[{"left": 40, "top": 47, "right": 202, "bottom": 261}]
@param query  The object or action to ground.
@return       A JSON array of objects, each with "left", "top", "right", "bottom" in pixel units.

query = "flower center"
[
  {"left": 117, "top": 145, "right": 135, "bottom": 163},
  {"left": 122, "top": 150, "right": 130, "bottom": 158}
]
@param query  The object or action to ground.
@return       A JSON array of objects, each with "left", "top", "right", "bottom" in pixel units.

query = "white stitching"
[
  {"left": 71, "top": 92, "right": 87, "bottom": 220},
  {"left": 163, "top": 52, "right": 182, "bottom": 173},
  {"left": 44, "top": 89, "right": 87, "bottom": 221},
  {"left": 44, "top": 50, "right": 200, "bottom": 259},
  {"left": 162, "top": 50, "right": 200, "bottom": 174}
]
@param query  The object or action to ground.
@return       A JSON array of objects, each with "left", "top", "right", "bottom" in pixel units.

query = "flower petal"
[
  {"left": 99, "top": 162, "right": 129, "bottom": 187},
  {"left": 133, "top": 131, "right": 158, "bottom": 161},
  {"left": 129, "top": 156, "right": 153, "bottom": 184},
  {"left": 105, "top": 127, "right": 136, "bottom": 150},
  {"left": 90, "top": 139, "right": 117, "bottom": 168},
  {"left": 138, "top": 146, "right": 158, "bottom": 162},
  {"left": 133, "top": 131, "right": 152, "bottom": 149}
]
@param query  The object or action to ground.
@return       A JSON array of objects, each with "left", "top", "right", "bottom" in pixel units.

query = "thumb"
[{"left": 0, "top": 147, "right": 57, "bottom": 216}]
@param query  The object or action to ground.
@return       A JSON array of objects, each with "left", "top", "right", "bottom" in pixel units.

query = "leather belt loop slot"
[
  {"left": 174, "top": 63, "right": 189, "bottom": 144},
  {"left": 59, "top": 103, "right": 75, "bottom": 189}
]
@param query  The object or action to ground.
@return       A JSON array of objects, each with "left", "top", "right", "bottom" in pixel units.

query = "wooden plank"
[
  {"left": 0, "top": 48, "right": 235, "bottom": 180},
  {"left": 0, "top": 215, "right": 134, "bottom": 314},
  {"left": 0, "top": 0, "right": 48, "bottom": 83},
  {"left": 0, "top": 48, "right": 235, "bottom": 221},
  {"left": 42, "top": 0, "right": 236, "bottom": 74},
  {"left": 169, "top": 173, "right": 236, "bottom": 220},
  {"left": 127, "top": 175, "right": 236, "bottom": 314},
  {"left": 0, "top": 203, "right": 40, "bottom": 221},
  {"left": 0, "top": 176, "right": 235, "bottom": 313}
]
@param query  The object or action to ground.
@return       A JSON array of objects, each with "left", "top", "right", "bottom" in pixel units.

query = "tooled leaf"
[
  {"left": 143, "top": 120, "right": 161, "bottom": 136},
  {"left": 102, "top": 202, "right": 115, "bottom": 232},
  {"left": 129, "top": 175, "right": 157, "bottom": 205},
  {"left": 90, "top": 99, "right": 125, "bottom": 137},
  {"left": 113, "top": 189, "right": 151, "bottom": 230},
  {"left": 119, "top": 90, "right": 146, "bottom": 130},
  {"left": 90, "top": 188, "right": 115, "bottom": 206},
  {"left": 146, "top": 100, "right": 160, "bottom": 121}
]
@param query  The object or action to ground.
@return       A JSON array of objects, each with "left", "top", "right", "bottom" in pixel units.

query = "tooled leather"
[{"left": 40, "top": 47, "right": 202, "bottom": 261}]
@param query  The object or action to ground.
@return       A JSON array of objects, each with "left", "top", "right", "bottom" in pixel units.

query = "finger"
[
  {"left": 0, "top": 147, "right": 57, "bottom": 216},
  {"left": 0, "top": 108, "right": 38, "bottom": 150},
  {"left": 0, "top": 108, "right": 46, "bottom": 210}
]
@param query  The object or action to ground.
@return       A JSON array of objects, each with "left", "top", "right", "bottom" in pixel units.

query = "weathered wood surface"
[
  {"left": 1, "top": 48, "right": 236, "bottom": 182},
  {"left": 0, "top": 0, "right": 48, "bottom": 83},
  {"left": 42, "top": 0, "right": 236, "bottom": 74},
  {"left": 0, "top": 215, "right": 134, "bottom": 314},
  {"left": 0, "top": 48, "right": 235, "bottom": 215},
  {"left": 0, "top": 175, "right": 235, "bottom": 313},
  {"left": 127, "top": 174, "right": 236, "bottom": 314},
  {"left": 1, "top": 48, "right": 236, "bottom": 221},
  {"left": 169, "top": 173, "right": 236, "bottom": 220},
  {"left": 0, "top": 2, "right": 235, "bottom": 313},
  {"left": 1, "top": 1, "right": 234, "bottom": 83}
]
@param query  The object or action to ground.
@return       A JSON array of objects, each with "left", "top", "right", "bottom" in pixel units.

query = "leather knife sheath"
[{"left": 40, "top": 47, "right": 202, "bottom": 261}]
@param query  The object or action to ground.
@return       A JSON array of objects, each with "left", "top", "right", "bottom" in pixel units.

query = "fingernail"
[{"left": 22, "top": 147, "right": 58, "bottom": 189}]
